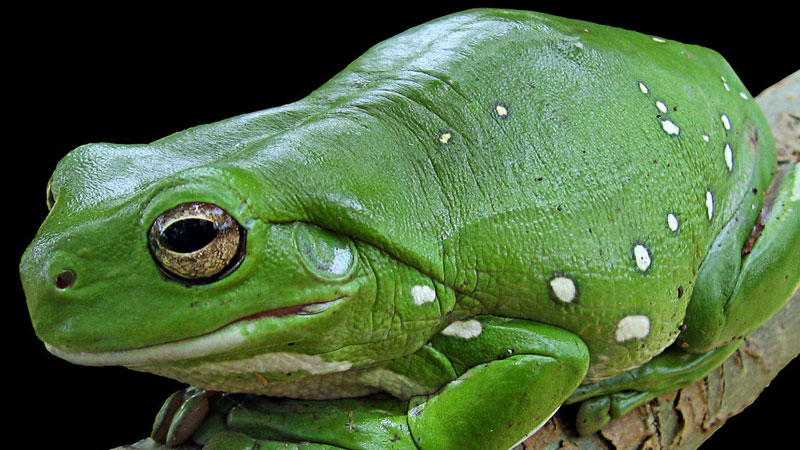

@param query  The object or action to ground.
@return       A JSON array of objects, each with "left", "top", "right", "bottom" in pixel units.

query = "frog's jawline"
[{"left": 44, "top": 297, "right": 346, "bottom": 367}]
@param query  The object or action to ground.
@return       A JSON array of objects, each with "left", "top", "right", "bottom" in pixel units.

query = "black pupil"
[{"left": 161, "top": 219, "right": 219, "bottom": 253}]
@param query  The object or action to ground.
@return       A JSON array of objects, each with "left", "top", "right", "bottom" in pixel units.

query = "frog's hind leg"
[
  {"left": 569, "top": 162, "right": 799, "bottom": 436},
  {"left": 679, "top": 162, "right": 799, "bottom": 355}
]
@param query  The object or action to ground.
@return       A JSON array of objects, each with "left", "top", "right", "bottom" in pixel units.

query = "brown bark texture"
[{"left": 524, "top": 70, "right": 800, "bottom": 450}]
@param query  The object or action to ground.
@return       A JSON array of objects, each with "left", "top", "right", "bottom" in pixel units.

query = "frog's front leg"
[
  {"left": 151, "top": 315, "right": 589, "bottom": 449},
  {"left": 149, "top": 389, "right": 381, "bottom": 449},
  {"left": 223, "top": 315, "right": 590, "bottom": 450},
  {"left": 570, "top": 162, "right": 799, "bottom": 435},
  {"left": 409, "top": 315, "right": 589, "bottom": 449}
]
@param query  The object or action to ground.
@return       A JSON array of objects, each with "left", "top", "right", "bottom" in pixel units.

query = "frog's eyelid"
[{"left": 46, "top": 176, "right": 56, "bottom": 210}]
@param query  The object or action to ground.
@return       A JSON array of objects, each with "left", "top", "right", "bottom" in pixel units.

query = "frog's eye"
[
  {"left": 148, "top": 202, "right": 246, "bottom": 283},
  {"left": 294, "top": 223, "right": 357, "bottom": 281}
]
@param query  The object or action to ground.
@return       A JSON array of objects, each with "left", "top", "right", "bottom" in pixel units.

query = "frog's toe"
[
  {"left": 575, "top": 395, "right": 612, "bottom": 436},
  {"left": 576, "top": 390, "right": 670, "bottom": 435},
  {"left": 152, "top": 390, "right": 185, "bottom": 443},
  {"left": 152, "top": 388, "right": 218, "bottom": 446}
]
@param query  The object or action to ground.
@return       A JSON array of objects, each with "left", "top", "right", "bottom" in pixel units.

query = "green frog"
[{"left": 20, "top": 9, "right": 799, "bottom": 450}]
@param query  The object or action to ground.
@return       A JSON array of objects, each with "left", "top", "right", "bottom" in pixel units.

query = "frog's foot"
[
  {"left": 149, "top": 391, "right": 406, "bottom": 449},
  {"left": 566, "top": 339, "right": 742, "bottom": 435},
  {"left": 152, "top": 387, "right": 222, "bottom": 446}
]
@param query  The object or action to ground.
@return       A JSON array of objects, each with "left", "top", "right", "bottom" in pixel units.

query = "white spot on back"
[
  {"left": 667, "top": 213, "right": 679, "bottom": 232},
  {"left": 633, "top": 244, "right": 651, "bottom": 271},
  {"left": 639, "top": 82, "right": 649, "bottom": 95},
  {"left": 550, "top": 277, "right": 577, "bottom": 303},
  {"left": 652, "top": 37, "right": 666, "bottom": 43},
  {"left": 655, "top": 101, "right": 668, "bottom": 113},
  {"left": 616, "top": 315, "right": 650, "bottom": 342},
  {"left": 739, "top": 92, "right": 749, "bottom": 100},
  {"left": 494, "top": 103, "right": 508, "bottom": 118},
  {"left": 437, "top": 132, "right": 452, "bottom": 145},
  {"left": 724, "top": 144, "right": 734, "bottom": 171},
  {"left": 723, "top": 82, "right": 730, "bottom": 91},
  {"left": 721, "top": 114, "right": 731, "bottom": 131},
  {"left": 441, "top": 320, "right": 483, "bottom": 339},
  {"left": 411, "top": 285, "right": 436, "bottom": 305},
  {"left": 702, "top": 135, "right": 710, "bottom": 142},
  {"left": 706, "top": 190, "right": 715, "bottom": 220},
  {"left": 661, "top": 120, "right": 680, "bottom": 136}
]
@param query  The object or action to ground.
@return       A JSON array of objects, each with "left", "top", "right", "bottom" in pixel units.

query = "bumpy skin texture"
[{"left": 19, "top": 9, "right": 799, "bottom": 450}]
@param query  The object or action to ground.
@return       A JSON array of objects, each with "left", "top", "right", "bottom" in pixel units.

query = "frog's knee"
[
  {"left": 720, "top": 164, "right": 800, "bottom": 334},
  {"left": 492, "top": 317, "right": 590, "bottom": 371}
]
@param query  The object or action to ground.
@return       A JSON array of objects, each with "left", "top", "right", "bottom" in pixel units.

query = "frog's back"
[{"left": 246, "top": 10, "right": 776, "bottom": 380}]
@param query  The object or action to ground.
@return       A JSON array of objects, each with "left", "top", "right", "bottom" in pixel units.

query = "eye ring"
[{"left": 148, "top": 202, "right": 246, "bottom": 283}]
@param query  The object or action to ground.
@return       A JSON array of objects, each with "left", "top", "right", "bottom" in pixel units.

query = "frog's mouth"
[{"left": 44, "top": 296, "right": 347, "bottom": 367}]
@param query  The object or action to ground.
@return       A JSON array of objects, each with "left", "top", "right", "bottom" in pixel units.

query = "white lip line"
[{"left": 46, "top": 297, "right": 343, "bottom": 367}]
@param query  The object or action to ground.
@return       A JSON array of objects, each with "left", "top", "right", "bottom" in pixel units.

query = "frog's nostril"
[{"left": 55, "top": 270, "right": 76, "bottom": 290}]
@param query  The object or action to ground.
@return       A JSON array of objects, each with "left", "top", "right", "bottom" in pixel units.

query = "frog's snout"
[
  {"left": 20, "top": 238, "right": 83, "bottom": 345},
  {"left": 21, "top": 241, "right": 77, "bottom": 295}
]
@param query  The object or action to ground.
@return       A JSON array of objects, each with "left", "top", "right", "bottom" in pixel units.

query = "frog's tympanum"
[{"left": 20, "top": 9, "right": 799, "bottom": 450}]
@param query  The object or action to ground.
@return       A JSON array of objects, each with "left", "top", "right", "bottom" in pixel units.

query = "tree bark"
[{"left": 524, "top": 71, "right": 800, "bottom": 450}]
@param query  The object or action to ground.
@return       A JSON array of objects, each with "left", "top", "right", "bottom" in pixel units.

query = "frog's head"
[{"left": 20, "top": 126, "right": 451, "bottom": 389}]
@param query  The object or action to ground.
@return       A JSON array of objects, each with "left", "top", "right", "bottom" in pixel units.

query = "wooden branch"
[{"left": 525, "top": 71, "right": 800, "bottom": 450}]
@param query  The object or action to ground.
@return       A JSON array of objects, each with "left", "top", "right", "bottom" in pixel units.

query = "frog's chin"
[{"left": 44, "top": 296, "right": 346, "bottom": 367}]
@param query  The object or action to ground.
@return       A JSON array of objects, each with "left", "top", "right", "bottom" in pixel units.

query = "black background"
[{"left": 11, "top": 3, "right": 797, "bottom": 449}]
